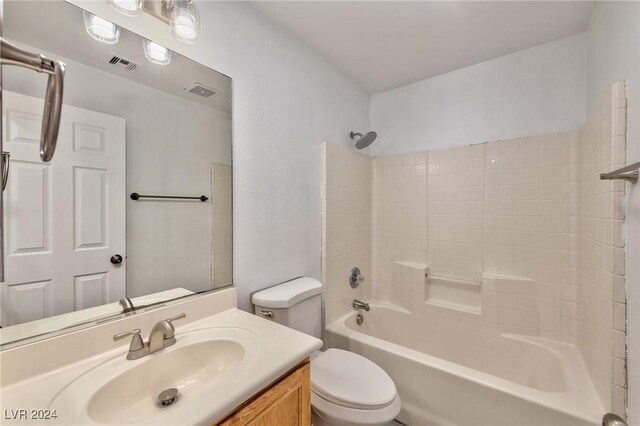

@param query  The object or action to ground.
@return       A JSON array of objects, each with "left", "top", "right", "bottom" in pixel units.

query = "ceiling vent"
[
  {"left": 184, "top": 82, "right": 217, "bottom": 98},
  {"left": 108, "top": 55, "right": 140, "bottom": 72}
]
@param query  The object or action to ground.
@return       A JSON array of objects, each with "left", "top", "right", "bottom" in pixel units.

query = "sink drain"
[{"left": 158, "top": 388, "right": 179, "bottom": 407}]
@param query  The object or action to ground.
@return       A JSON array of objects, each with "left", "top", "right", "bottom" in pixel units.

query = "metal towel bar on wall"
[
  {"left": 130, "top": 193, "right": 209, "bottom": 202},
  {"left": 600, "top": 161, "right": 640, "bottom": 184}
]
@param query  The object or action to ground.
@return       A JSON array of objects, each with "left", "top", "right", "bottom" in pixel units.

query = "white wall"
[
  {"left": 587, "top": 2, "right": 640, "bottom": 422},
  {"left": 369, "top": 34, "right": 586, "bottom": 156},
  {"left": 71, "top": 1, "right": 371, "bottom": 311}
]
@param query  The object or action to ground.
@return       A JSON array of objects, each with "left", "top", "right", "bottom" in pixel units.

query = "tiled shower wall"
[
  {"left": 371, "top": 152, "right": 428, "bottom": 302},
  {"left": 577, "top": 82, "right": 627, "bottom": 414},
  {"left": 427, "top": 145, "right": 486, "bottom": 282},
  {"left": 371, "top": 132, "right": 582, "bottom": 341},
  {"left": 321, "top": 82, "right": 627, "bottom": 414},
  {"left": 483, "top": 132, "right": 581, "bottom": 341},
  {"left": 321, "top": 142, "right": 372, "bottom": 324}
]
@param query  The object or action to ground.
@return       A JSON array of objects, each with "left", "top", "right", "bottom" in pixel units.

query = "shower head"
[{"left": 350, "top": 131, "right": 377, "bottom": 149}]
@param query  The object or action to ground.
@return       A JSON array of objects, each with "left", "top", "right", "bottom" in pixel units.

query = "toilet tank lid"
[{"left": 252, "top": 277, "right": 322, "bottom": 309}]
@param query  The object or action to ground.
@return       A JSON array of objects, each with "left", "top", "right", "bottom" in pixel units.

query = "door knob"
[{"left": 110, "top": 254, "right": 123, "bottom": 265}]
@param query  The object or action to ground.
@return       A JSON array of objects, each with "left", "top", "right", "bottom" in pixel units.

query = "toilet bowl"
[
  {"left": 310, "top": 349, "right": 401, "bottom": 426},
  {"left": 252, "top": 278, "right": 401, "bottom": 426}
]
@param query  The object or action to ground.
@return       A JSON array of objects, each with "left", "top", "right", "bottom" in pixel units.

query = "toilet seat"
[{"left": 311, "top": 349, "right": 397, "bottom": 410}]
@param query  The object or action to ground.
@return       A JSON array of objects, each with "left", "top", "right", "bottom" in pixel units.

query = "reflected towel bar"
[
  {"left": 130, "top": 193, "right": 208, "bottom": 202},
  {"left": 600, "top": 161, "right": 640, "bottom": 184}
]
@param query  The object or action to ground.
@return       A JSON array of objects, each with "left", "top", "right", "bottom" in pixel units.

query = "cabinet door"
[{"left": 217, "top": 361, "right": 310, "bottom": 426}]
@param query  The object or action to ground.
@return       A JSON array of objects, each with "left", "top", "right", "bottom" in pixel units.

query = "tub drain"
[{"left": 158, "top": 388, "right": 179, "bottom": 407}]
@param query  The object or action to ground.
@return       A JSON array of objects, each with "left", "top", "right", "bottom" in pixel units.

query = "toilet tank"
[{"left": 252, "top": 277, "right": 323, "bottom": 338}]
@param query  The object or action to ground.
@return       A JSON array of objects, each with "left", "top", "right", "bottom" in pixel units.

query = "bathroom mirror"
[{"left": 0, "top": 0, "right": 232, "bottom": 346}]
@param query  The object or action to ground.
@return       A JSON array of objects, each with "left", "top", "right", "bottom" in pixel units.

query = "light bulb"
[
  {"left": 108, "top": 0, "right": 144, "bottom": 16},
  {"left": 143, "top": 40, "right": 172, "bottom": 65},
  {"left": 83, "top": 11, "right": 120, "bottom": 44}
]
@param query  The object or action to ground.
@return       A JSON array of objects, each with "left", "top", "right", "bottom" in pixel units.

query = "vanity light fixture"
[
  {"left": 143, "top": 40, "right": 172, "bottom": 65},
  {"left": 105, "top": 0, "right": 201, "bottom": 44},
  {"left": 83, "top": 11, "right": 121, "bottom": 44},
  {"left": 107, "top": 0, "right": 144, "bottom": 17},
  {"left": 140, "top": 0, "right": 200, "bottom": 44}
]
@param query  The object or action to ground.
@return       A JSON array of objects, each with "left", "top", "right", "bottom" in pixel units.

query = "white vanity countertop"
[{"left": 0, "top": 288, "right": 322, "bottom": 425}]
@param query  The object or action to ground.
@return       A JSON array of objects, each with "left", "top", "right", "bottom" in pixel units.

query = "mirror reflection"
[{"left": 0, "top": 0, "right": 232, "bottom": 345}]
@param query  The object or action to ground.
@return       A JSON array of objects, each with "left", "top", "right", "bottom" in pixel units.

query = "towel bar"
[{"left": 600, "top": 161, "right": 640, "bottom": 183}]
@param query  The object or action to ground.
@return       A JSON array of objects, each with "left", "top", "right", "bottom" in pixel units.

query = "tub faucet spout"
[{"left": 353, "top": 299, "right": 370, "bottom": 312}]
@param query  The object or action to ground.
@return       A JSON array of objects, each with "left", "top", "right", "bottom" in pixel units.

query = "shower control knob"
[
  {"left": 349, "top": 267, "right": 365, "bottom": 288},
  {"left": 110, "top": 254, "right": 123, "bottom": 265}
]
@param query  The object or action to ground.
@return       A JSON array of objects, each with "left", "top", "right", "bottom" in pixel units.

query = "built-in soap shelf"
[
  {"left": 389, "top": 260, "right": 538, "bottom": 317},
  {"left": 390, "top": 261, "right": 482, "bottom": 315},
  {"left": 425, "top": 275, "right": 481, "bottom": 315}
]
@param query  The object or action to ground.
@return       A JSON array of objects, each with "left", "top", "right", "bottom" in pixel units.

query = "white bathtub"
[{"left": 326, "top": 303, "right": 603, "bottom": 426}]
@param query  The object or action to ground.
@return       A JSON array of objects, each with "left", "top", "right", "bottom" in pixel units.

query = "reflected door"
[{"left": 1, "top": 91, "right": 126, "bottom": 326}]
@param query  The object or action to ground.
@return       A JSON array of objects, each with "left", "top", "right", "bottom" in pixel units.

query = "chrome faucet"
[
  {"left": 148, "top": 313, "right": 186, "bottom": 353},
  {"left": 113, "top": 313, "right": 186, "bottom": 360},
  {"left": 119, "top": 297, "right": 135, "bottom": 313},
  {"left": 353, "top": 299, "right": 370, "bottom": 312}
]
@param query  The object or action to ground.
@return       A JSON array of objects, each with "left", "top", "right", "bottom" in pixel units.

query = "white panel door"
[{"left": 1, "top": 91, "right": 126, "bottom": 326}]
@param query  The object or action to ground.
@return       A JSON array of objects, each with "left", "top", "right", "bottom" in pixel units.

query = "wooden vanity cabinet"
[{"left": 215, "top": 359, "right": 311, "bottom": 426}]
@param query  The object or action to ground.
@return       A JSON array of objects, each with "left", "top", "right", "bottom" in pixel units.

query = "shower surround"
[{"left": 321, "top": 82, "right": 627, "bottom": 419}]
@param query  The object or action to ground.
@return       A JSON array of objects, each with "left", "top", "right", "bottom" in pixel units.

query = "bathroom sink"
[
  {"left": 49, "top": 326, "right": 261, "bottom": 425},
  {"left": 87, "top": 340, "right": 243, "bottom": 424}
]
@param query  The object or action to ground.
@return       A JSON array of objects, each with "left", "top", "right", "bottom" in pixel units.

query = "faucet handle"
[
  {"left": 113, "top": 328, "right": 141, "bottom": 341},
  {"left": 350, "top": 267, "right": 365, "bottom": 288},
  {"left": 163, "top": 313, "right": 186, "bottom": 340},
  {"left": 113, "top": 328, "right": 145, "bottom": 353},
  {"left": 167, "top": 312, "right": 186, "bottom": 324}
]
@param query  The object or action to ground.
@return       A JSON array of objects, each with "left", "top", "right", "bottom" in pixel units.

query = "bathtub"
[{"left": 326, "top": 303, "right": 603, "bottom": 426}]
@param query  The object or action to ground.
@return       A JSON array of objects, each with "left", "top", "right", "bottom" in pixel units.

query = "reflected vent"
[
  {"left": 184, "top": 82, "right": 217, "bottom": 98},
  {"left": 108, "top": 55, "right": 139, "bottom": 72}
]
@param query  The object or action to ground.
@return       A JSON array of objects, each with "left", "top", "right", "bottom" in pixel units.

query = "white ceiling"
[{"left": 250, "top": 1, "right": 596, "bottom": 94}]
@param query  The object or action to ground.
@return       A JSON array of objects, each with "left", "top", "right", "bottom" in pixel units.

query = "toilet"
[{"left": 252, "top": 277, "right": 401, "bottom": 426}]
